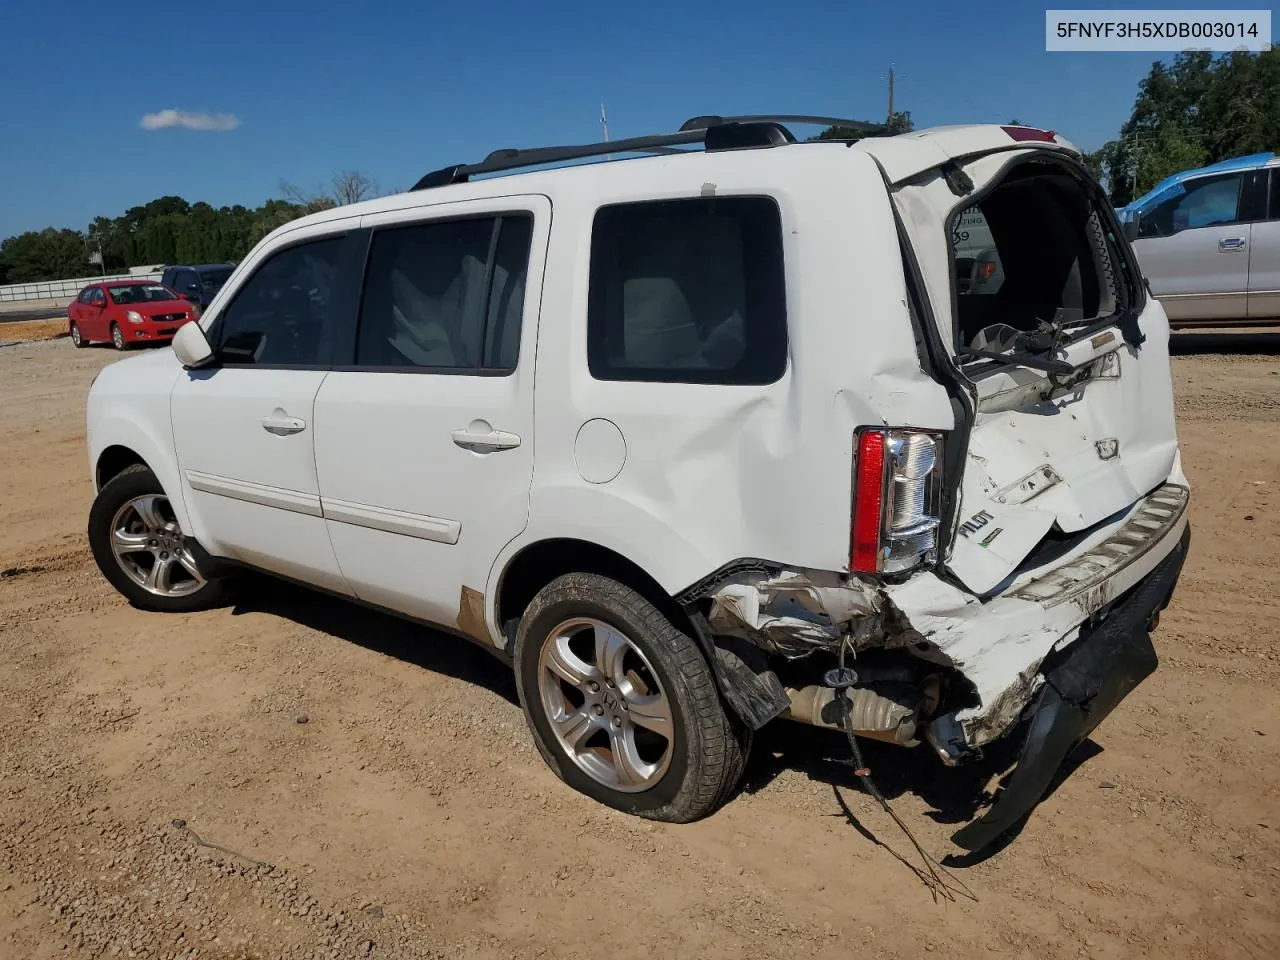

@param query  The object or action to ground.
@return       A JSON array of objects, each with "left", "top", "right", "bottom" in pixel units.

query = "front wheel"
[
  {"left": 88, "top": 464, "right": 227, "bottom": 612},
  {"left": 110, "top": 323, "right": 127, "bottom": 350},
  {"left": 70, "top": 322, "right": 87, "bottom": 348},
  {"left": 514, "top": 572, "right": 749, "bottom": 822}
]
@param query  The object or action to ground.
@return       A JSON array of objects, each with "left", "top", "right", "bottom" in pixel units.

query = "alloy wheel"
[
  {"left": 537, "top": 617, "right": 674, "bottom": 792},
  {"left": 108, "top": 494, "right": 205, "bottom": 597}
]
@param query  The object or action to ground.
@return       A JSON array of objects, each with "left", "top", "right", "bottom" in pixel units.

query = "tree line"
[{"left": 0, "top": 171, "right": 380, "bottom": 285}]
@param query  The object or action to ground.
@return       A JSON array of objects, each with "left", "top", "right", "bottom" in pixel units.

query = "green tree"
[
  {"left": 0, "top": 229, "right": 91, "bottom": 283},
  {"left": 1091, "top": 49, "right": 1280, "bottom": 203}
]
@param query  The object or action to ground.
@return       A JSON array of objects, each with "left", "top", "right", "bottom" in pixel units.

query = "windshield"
[
  {"left": 107, "top": 284, "right": 177, "bottom": 305},
  {"left": 201, "top": 269, "right": 233, "bottom": 291}
]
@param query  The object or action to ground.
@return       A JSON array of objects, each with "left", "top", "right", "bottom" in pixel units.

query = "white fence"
[{"left": 0, "top": 268, "right": 165, "bottom": 304}]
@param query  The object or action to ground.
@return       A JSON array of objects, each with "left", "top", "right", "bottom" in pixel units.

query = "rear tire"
[
  {"left": 70, "top": 322, "right": 87, "bottom": 348},
  {"left": 88, "top": 464, "right": 227, "bottom": 612},
  {"left": 110, "top": 323, "right": 127, "bottom": 350},
  {"left": 514, "top": 572, "right": 750, "bottom": 823}
]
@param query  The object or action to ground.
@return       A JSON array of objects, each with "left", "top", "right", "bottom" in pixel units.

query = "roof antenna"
[{"left": 600, "top": 102, "right": 611, "bottom": 161}]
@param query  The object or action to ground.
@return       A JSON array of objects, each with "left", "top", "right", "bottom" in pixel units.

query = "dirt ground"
[
  {"left": 0, "top": 318, "right": 69, "bottom": 345},
  {"left": 2, "top": 333, "right": 1278, "bottom": 960}
]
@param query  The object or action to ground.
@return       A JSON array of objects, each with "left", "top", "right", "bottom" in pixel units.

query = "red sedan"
[{"left": 68, "top": 280, "right": 199, "bottom": 350}]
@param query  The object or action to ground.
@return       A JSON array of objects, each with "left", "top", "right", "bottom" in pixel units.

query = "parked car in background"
[
  {"left": 160, "top": 263, "right": 236, "bottom": 312},
  {"left": 1119, "top": 152, "right": 1280, "bottom": 324},
  {"left": 68, "top": 280, "right": 198, "bottom": 350}
]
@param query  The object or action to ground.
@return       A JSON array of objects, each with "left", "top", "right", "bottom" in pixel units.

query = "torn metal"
[
  {"left": 700, "top": 479, "right": 1190, "bottom": 752},
  {"left": 706, "top": 569, "right": 885, "bottom": 658}
]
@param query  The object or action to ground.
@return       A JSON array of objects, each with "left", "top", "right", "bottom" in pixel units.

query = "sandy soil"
[
  {"left": 0, "top": 318, "right": 69, "bottom": 344},
  {"left": 1, "top": 334, "right": 1278, "bottom": 960}
]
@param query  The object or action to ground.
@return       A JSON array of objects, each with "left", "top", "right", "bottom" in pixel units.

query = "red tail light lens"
[
  {"left": 851, "top": 428, "right": 944, "bottom": 575},
  {"left": 851, "top": 430, "right": 887, "bottom": 573}
]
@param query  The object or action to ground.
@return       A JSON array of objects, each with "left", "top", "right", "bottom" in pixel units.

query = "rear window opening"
[{"left": 950, "top": 161, "right": 1132, "bottom": 362}]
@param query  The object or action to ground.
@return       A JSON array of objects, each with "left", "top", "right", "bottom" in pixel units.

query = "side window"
[
  {"left": 178, "top": 270, "right": 198, "bottom": 291},
  {"left": 1139, "top": 174, "right": 1243, "bottom": 238},
  {"left": 1269, "top": 170, "right": 1280, "bottom": 220},
  {"left": 77, "top": 288, "right": 93, "bottom": 304},
  {"left": 215, "top": 236, "right": 346, "bottom": 366},
  {"left": 587, "top": 197, "right": 787, "bottom": 385},
  {"left": 953, "top": 206, "right": 1002, "bottom": 297},
  {"left": 355, "top": 215, "right": 533, "bottom": 371}
]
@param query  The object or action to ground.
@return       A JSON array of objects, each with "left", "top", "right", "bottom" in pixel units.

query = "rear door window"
[
  {"left": 587, "top": 197, "right": 787, "bottom": 385},
  {"left": 353, "top": 214, "right": 533, "bottom": 372}
]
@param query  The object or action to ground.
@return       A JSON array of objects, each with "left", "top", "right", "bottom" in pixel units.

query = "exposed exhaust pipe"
[{"left": 784, "top": 684, "right": 920, "bottom": 746}]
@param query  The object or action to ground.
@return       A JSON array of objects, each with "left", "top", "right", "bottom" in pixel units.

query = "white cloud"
[{"left": 139, "top": 109, "right": 240, "bottom": 132}]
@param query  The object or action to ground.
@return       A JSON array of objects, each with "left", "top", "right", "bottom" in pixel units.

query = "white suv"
[{"left": 86, "top": 115, "right": 1190, "bottom": 851}]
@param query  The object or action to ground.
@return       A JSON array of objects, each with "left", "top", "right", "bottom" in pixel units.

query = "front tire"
[
  {"left": 110, "top": 322, "right": 127, "bottom": 350},
  {"left": 70, "top": 322, "right": 87, "bottom": 348},
  {"left": 514, "top": 572, "right": 749, "bottom": 822},
  {"left": 88, "top": 464, "right": 226, "bottom": 612}
]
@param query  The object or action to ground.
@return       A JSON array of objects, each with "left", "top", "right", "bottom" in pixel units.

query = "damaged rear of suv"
[
  {"left": 86, "top": 115, "right": 1188, "bottom": 852},
  {"left": 685, "top": 123, "right": 1189, "bottom": 848}
]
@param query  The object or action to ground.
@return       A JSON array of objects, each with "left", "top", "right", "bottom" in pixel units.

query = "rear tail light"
[{"left": 851, "top": 429, "right": 943, "bottom": 575}]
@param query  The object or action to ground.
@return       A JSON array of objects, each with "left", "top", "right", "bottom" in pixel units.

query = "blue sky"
[{"left": 0, "top": 0, "right": 1240, "bottom": 238}]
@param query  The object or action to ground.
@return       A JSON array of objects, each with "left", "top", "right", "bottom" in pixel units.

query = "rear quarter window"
[{"left": 587, "top": 196, "right": 787, "bottom": 385}]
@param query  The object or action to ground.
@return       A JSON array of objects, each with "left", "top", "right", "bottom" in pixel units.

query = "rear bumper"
[
  {"left": 885, "top": 481, "right": 1190, "bottom": 748},
  {"left": 950, "top": 525, "right": 1189, "bottom": 850}
]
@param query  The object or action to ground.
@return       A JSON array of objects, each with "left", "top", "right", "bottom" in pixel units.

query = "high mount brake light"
[
  {"left": 851, "top": 429, "right": 943, "bottom": 575},
  {"left": 1002, "top": 126, "right": 1056, "bottom": 143}
]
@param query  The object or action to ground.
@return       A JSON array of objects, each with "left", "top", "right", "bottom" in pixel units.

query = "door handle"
[
  {"left": 261, "top": 413, "right": 306, "bottom": 436},
  {"left": 451, "top": 423, "right": 521, "bottom": 452},
  {"left": 1219, "top": 236, "right": 1247, "bottom": 251}
]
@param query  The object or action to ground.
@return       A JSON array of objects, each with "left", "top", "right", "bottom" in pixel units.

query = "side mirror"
[
  {"left": 172, "top": 321, "right": 215, "bottom": 369},
  {"left": 1122, "top": 219, "right": 1139, "bottom": 243}
]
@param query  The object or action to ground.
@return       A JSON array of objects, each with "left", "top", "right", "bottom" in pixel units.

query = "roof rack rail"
[
  {"left": 679, "top": 114, "right": 887, "bottom": 134},
  {"left": 410, "top": 114, "right": 889, "bottom": 191}
]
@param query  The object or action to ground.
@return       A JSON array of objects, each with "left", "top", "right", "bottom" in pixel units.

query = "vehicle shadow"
[
  {"left": 739, "top": 718, "right": 1104, "bottom": 864},
  {"left": 227, "top": 574, "right": 519, "bottom": 707},
  {"left": 225, "top": 574, "right": 1101, "bottom": 863},
  {"left": 1170, "top": 330, "right": 1280, "bottom": 355}
]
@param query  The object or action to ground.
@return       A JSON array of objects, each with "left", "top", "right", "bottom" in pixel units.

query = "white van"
[{"left": 85, "top": 116, "right": 1190, "bottom": 850}]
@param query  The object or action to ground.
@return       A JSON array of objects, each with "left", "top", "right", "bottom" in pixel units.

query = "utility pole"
[{"left": 886, "top": 66, "right": 895, "bottom": 123}]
